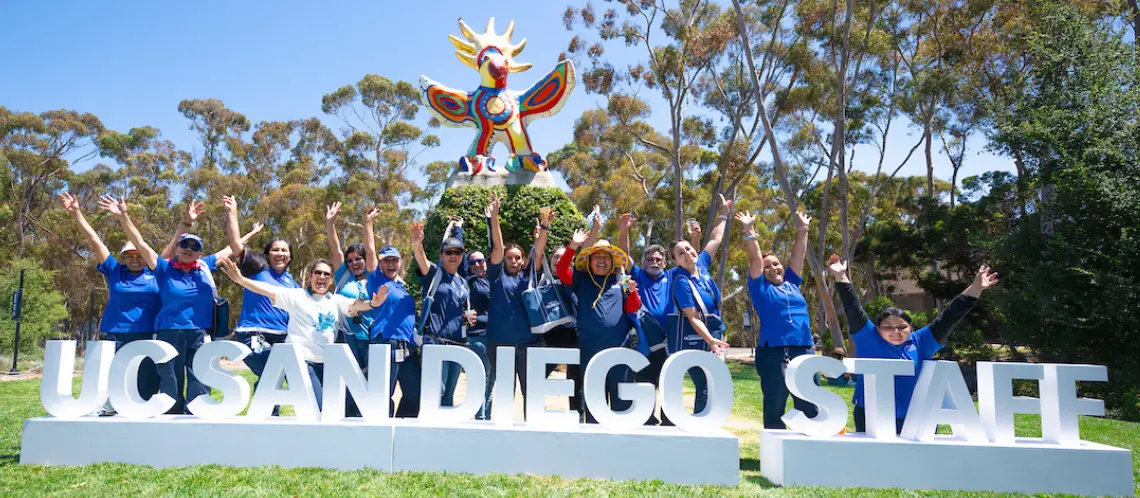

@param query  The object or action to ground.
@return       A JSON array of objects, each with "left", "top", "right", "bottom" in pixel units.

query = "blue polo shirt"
[
  {"left": 419, "top": 264, "right": 470, "bottom": 342},
  {"left": 851, "top": 319, "right": 942, "bottom": 418},
  {"left": 748, "top": 267, "right": 812, "bottom": 347},
  {"left": 571, "top": 271, "right": 634, "bottom": 358},
  {"left": 486, "top": 261, "right": 535, "bottom": 345},
  {"left": 335, "top": 263, "right": 373, "bottom": 340},
  {"left": 97, "top": 256, "right": 160, "bottom": 334},
  {"left": 152, "top": 255, "right": 218, "bottom": 331},
  {"left": 632, "top": 265, "right": 674, "bottom": 321},
  {"left": 235, "top": 264, "right": 298, "bottom": 334},
  {"left": 466, "top": 275, "right": 491, "bottom": 336},
  {"left": 365, "top": 269, "right": 416, "bottom": 342}
]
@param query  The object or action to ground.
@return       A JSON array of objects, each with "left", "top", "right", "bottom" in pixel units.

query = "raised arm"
[
  {"left": 160, "top": 200, "right": 203, "bottom": 260},
  {"left": 217, "top": 256, "right": 279, "bottom": 302},
  {"left": 60, "top": 193, "right": 110, "bottom": 264},
  {"left": 689, "top": 220, "right": 703, "bottom": 249},
  {"left": 532, "top": 208, "right": 555, "bottom": 272},
  {"left": 617, "top": 213, "right": 635, "bottom": 270},
  {"left": 98, "top": 196, "right": 158, "bottom": 269},
  {"left": 827, "top": 254, "right": 871, "bottom": 331},
  {"left": 363, "top": 207, "right": 379, "bottom": 273},
  {"left": 325, "top": 201, "right": 344, "bottom": 269},
  {"left": 222, "top": 196, "right": 246, "bottom": 261},
  {"left": 789, "top": 210, "right": 810, "bottom": 276},
  {"left": 582, "top": 207, "right": 602, "bottom": 250},
  {"left": 488, "top": 193, "right": 505, "bottom": 265},
  {"left": 736, "top": 211, "right": 764, "bottom": 279},
  {"left": 410, "top": 221, "right": 431, "bottom": 276},
  {"left": 927, "top": 265, "right": 998, "bottom": 344},
  {"left": 559, "top": 230, "right": 588, "bottom": 285},
  {"left": 702, "top": 194, "right": 733, "bottom": 256}
]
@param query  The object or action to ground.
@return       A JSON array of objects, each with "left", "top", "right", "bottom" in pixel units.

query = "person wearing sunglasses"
[
  {"left": 361, "top": 212, "right": 421, "bottom": 417},
  {"left": 100, "top": 195, "right": 238, "bottom": 414},
  {"left": 465, "top": 249, "right": 493, "bottom": 419},
  {"left": 217, "top": 257, "right": 385, "bottom": 411},
  {"left": 826, "top": 254, "right": 999, "bottom": 434},
  {"left": 325, "top": 202, "right": 379, "bottom": 416},
  {"left": 411, "top": 219, "right": 477, "bottom": 411},
  {"left": 222, "top": 196, "right": 300, "bottom": 406}
]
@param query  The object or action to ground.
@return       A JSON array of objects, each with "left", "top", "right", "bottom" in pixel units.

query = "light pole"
[{"left": 8, "top": 269, "right": 26, "bottom": 375}]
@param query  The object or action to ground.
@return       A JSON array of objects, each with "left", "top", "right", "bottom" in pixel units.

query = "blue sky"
[{"left": 1, "top": 0, "right": 1012, "bottom": 195}]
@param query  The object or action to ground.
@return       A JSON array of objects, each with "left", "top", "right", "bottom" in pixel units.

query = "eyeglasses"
[
  {"left": 347, "top": 257, "right": 365, "bottom": 264},
  {"left": 469, "top": 258, "right": 486, "bottom": 265},
  {"left": 444, "top": 250, "right": 464, "bottom": 256},
  {"left": 645, "top": 257, "right": 666, "bottom": 264},
  {"left": 879, "top": 325, "right": 910, "bottom": 333},
  {"left": 311, "top": 270, "right": 333, "bottom": 277},
  {"left": 178, "top": 240, "right": 202, "bottom": 251}
]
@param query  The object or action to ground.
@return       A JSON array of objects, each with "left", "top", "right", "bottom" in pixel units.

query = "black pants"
[
  {"left": 853, "top": 405, "right": 906, "bottom": 434},
  {"left": 755, "top": 346, "right": 819, "bottom": 429}
]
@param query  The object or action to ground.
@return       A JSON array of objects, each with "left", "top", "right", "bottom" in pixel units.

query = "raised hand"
[
  {"left": 186, "top": 200, "right": 206, "bottom": 222},
  {"left": 618, "top": 212, "right": 635, "bottom": 232},
  {"left": 690, "top": 220, "right": 702, "bottom": 236},
  {"left": 718, "top": 193, "right": 734, "bottom": 215},
  {"left": 540, "top": 206, "right": 555, "bottom": 227},
  {"left": 487, "top": 192, "right": 502, "bottom": 219},
  {"left": 58, "top": 192, "right": 80, "bottom": 214},
  {"left": 371, "top": 285, "right": 391, "bottom": 308},
  {"left": 734, "top": 210, "right": 755, "bottom": 227},
  {"left": 365, "top": 207, "right": 380, "bottom": 223},
  {"left": 826, "top": 254, "right": 850, "bottom": 283},
  {"left": 326, "top": 201, "right": 342, "bottom": 221},
  {"left": 964, "top": 265, "right": 999, "bottom": 297},
  {"left": 217, "top": 255, "right": 240, "bottom": 279},
  {"left": 249, "top": 222, "right": 265, "bottom": 237},
  {"left": 570, "top": 228, "right": 588, "bottom": 248},
  {"left": 222, "top": 195, "right": 237, "bottom": 214},
  {"left": 795, "top": 210, "right": 812, "bottom": 232},
  {"left": 625, "top": 279, "right": 638, "bottom": 295},
  {"left": 97, "top": 195, "right": 127, "bottom": 216},
  {"left": 410, "top": 221, "right": 425, "bottom": 244}
]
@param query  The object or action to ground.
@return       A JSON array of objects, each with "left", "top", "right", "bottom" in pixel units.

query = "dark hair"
[
  {"left": 504, "top": 242, "right": 524, "bottom": 256},
  {"left": 308, "top": 258, "right": 333, "bottom": 275},
  {"left": 875, "top": 307, "right": 913, "bottom": 327},
  {"left": 644, "top": 244, "right": 667, "bottom": 259},
  {"left": 669, "top": 240, "right": 691, "bottom": 260},
  {"left": 263, "top": 238, "right": 292, "bottom": 269},
  {"left": 344, "top": 242, "right": 365, "bottom": 261}
]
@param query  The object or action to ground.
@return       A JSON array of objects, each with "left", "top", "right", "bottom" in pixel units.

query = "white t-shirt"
[{"left": 273, "top": 288, "right": 354, "bottom": 363}]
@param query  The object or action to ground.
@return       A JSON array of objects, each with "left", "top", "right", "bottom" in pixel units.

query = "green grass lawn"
[{"left": 0, "top": 361, "right": 1136, "bottom": 496}]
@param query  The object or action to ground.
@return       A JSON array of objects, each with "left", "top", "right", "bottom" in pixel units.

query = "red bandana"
[{"left": 172, "top": 259, "right": 200, "bottom": 272}]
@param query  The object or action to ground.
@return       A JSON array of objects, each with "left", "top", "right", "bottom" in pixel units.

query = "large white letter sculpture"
[
  {"left": 321, "top": 343, "right": 390, "bottom": 423},
  {"left": 420, "top": 344, "right": 487, "bottom": 424},
  {"left": 186, "top": 340, "right": 251, "bottom": 420},
  {"left": 659, "top": 350, "right": 733, "bottom": 432},
  {"left": 900, "top": 360, "right": 987, "bottom": 443},
  {"left": 1040, "top": 364, "right": 1108, "bottom": 446},
  {"left": 582, "top": 348, "right": 655, "bottom": 430},
  {"left": 245, "top": 343, "right": 320, "bottom": 422},
  {"left": 109, "top": 340, "right": 178, "bottom": 418},
  {"left": 781, "top": 355, "right": 848, "bottom": 437},
  {"left": 977, "top": 362, "right": 1043, "bottom": 444},
  {"left": 41, "top": 340, "right": 115, "bottom": 418},
  {"left": 525, "top": 347, "right": 580, "bottom": 427},
  {"left": 843, "top": 358, "right": 915, "bottom": 439}
]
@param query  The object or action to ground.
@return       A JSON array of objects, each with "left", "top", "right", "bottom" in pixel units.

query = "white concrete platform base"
[
  {"left": 391, "top": 419, "right": 740, "bottom": 485},
  {"left": 20, "top": 416, "right": 395, "bottom": 471},
  {"left": 20, "top": 416, "right": 739, "bottom": 486},
  {"left": 445, "top": 170, "right": 558, "bottom": 188},
  {"left": 760, "top": 429, "right": 1134, "bottom": 496}
]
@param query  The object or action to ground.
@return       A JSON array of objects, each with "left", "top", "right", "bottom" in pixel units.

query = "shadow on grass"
[
  {"left": 739, "top": 456, "right": 759, "bottom": 472},
  {"left": 0, "top": 451, "right": 20, "bottom": 465},
  {"left": 744, "top": 473, "right": 777, "bottom": 487}
]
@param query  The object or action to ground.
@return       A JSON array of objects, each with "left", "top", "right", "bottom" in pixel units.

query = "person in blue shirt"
[
  {"left": 557, "top": 229, "right": 643, "bottom": 424},
  {"left": 223, "top": 196, "right": 300, "bottom": 403},
  {"left": 325, "top": 201, "right": 375, "bottom": 417},
  {"left": 101, "top": 195, "right": 237, "bottom": 415},
  {"left": 485, "top": 192, "right": 552, "bottom": 417},
  {"left": 410, "top": 219, "right": 477, "bottom": 410},
  {"left": 669, "top": 196, "right": 733, "bottom": 416},
  {"left": 827, "top": 254, "right": 998, "bottom": 433},
  {"left": 466, "top": 249, "right": 493, "bottom": 420},
  {"left": 362, "top": 212, "right": 421, "bottom": 417},
  {"left": 737, "top": 208, "right": 819, "bottom": 429}
]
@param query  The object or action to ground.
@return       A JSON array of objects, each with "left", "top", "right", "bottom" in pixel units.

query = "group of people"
[{"left": 63, "top": 190, "right": 998, "bottom": 432}]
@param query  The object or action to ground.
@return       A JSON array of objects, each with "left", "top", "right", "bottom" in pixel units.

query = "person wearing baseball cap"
[{"left": 361, "top": 210, "right": 421, "bottom": 417}]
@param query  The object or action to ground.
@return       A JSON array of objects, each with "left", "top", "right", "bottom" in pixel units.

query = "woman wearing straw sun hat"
[{"left": 556, "top": 230, "right": 642, "bottom": 424}]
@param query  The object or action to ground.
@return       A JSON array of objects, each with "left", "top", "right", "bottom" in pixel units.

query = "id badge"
[
  {"left": 250, "top": 336, "right": 264, "bottom": 354},
  {"left": 394, "top": 344, "right": 407, "bottom": 363}
]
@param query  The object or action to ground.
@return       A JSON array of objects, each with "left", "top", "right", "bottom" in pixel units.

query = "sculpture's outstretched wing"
[
  {"left": 517, "top": 60, "right": 575, "bottom": 125},
  {"left": 419, "top": 75, "right": 475, "bottom": 128}
]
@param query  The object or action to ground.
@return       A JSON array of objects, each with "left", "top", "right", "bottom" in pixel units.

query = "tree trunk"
[{"left": 924, "top": 110, "right": 935, "bottom": 198}]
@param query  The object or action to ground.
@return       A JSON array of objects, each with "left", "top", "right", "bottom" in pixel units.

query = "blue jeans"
[
  {"left": 440, "top": 361, "right": 463, "bottom": 408},
  {"left": 467, "top": 335, "right": 492, "bottom": 420},
  {"left": 582, "top": 349, "right": 633, "bottom": 424},
  {"left": 342, "top": 332, "right": 370, "bottom": 417},
  {"left": 156, "top": 329, "right": 209, "bottom": 414},
  {"left": 104, "top": 332, "right": 159, "bottom": 401},
  {"left": 755, "top": 346, "right": 818, "bottom": 429},
  {"left": 375, "top": 338, "right": 421, "bottom": 417}
]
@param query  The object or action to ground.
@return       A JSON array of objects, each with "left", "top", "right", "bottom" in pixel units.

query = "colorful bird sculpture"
[{"left": 420, "top": 18, "right": 576, "bottom": 174}]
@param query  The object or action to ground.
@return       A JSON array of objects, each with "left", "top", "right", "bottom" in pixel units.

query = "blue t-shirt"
[
  {"left": 632, "top": 265, "right": 674, "bottom": 321},
  {"left": 466, "top": 275, "right": 491, "bottom": 336},
  {"left": 365, "top": 270, "right": 416, "bottom": 342},
  {"left": 748, "top": 267, "right": 812, "bottom": 347},
  {"left": 97, "top": 256, "right": 160, "bottom": 334},
  {"left": 486, "top": 261, "right": 535, "bottom": 345},
  {"left": 851, "top": 319, "right": 943, "bottom": 418},
  {"left": 420, "top": 264, "right": 470, "bottom": 342},
  {"left": 152, "top": 255, "right": 219, "bottom": 331},
  {"left": 672, "top": 251, "right": 721, "bottom": 318},
  {"left": 571, "top": 270, "right": 634, "bottom": 358},
  {"left": 235, "top": 268, "right": 298, "bottom": 333},
  {"left": 335, "top": 263, "right": 373, "bottom": 340}
]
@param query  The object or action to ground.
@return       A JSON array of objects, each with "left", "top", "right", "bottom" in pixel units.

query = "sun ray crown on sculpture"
[{"left": 419, "top": 17, "right": 575, "bottom": 177}]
